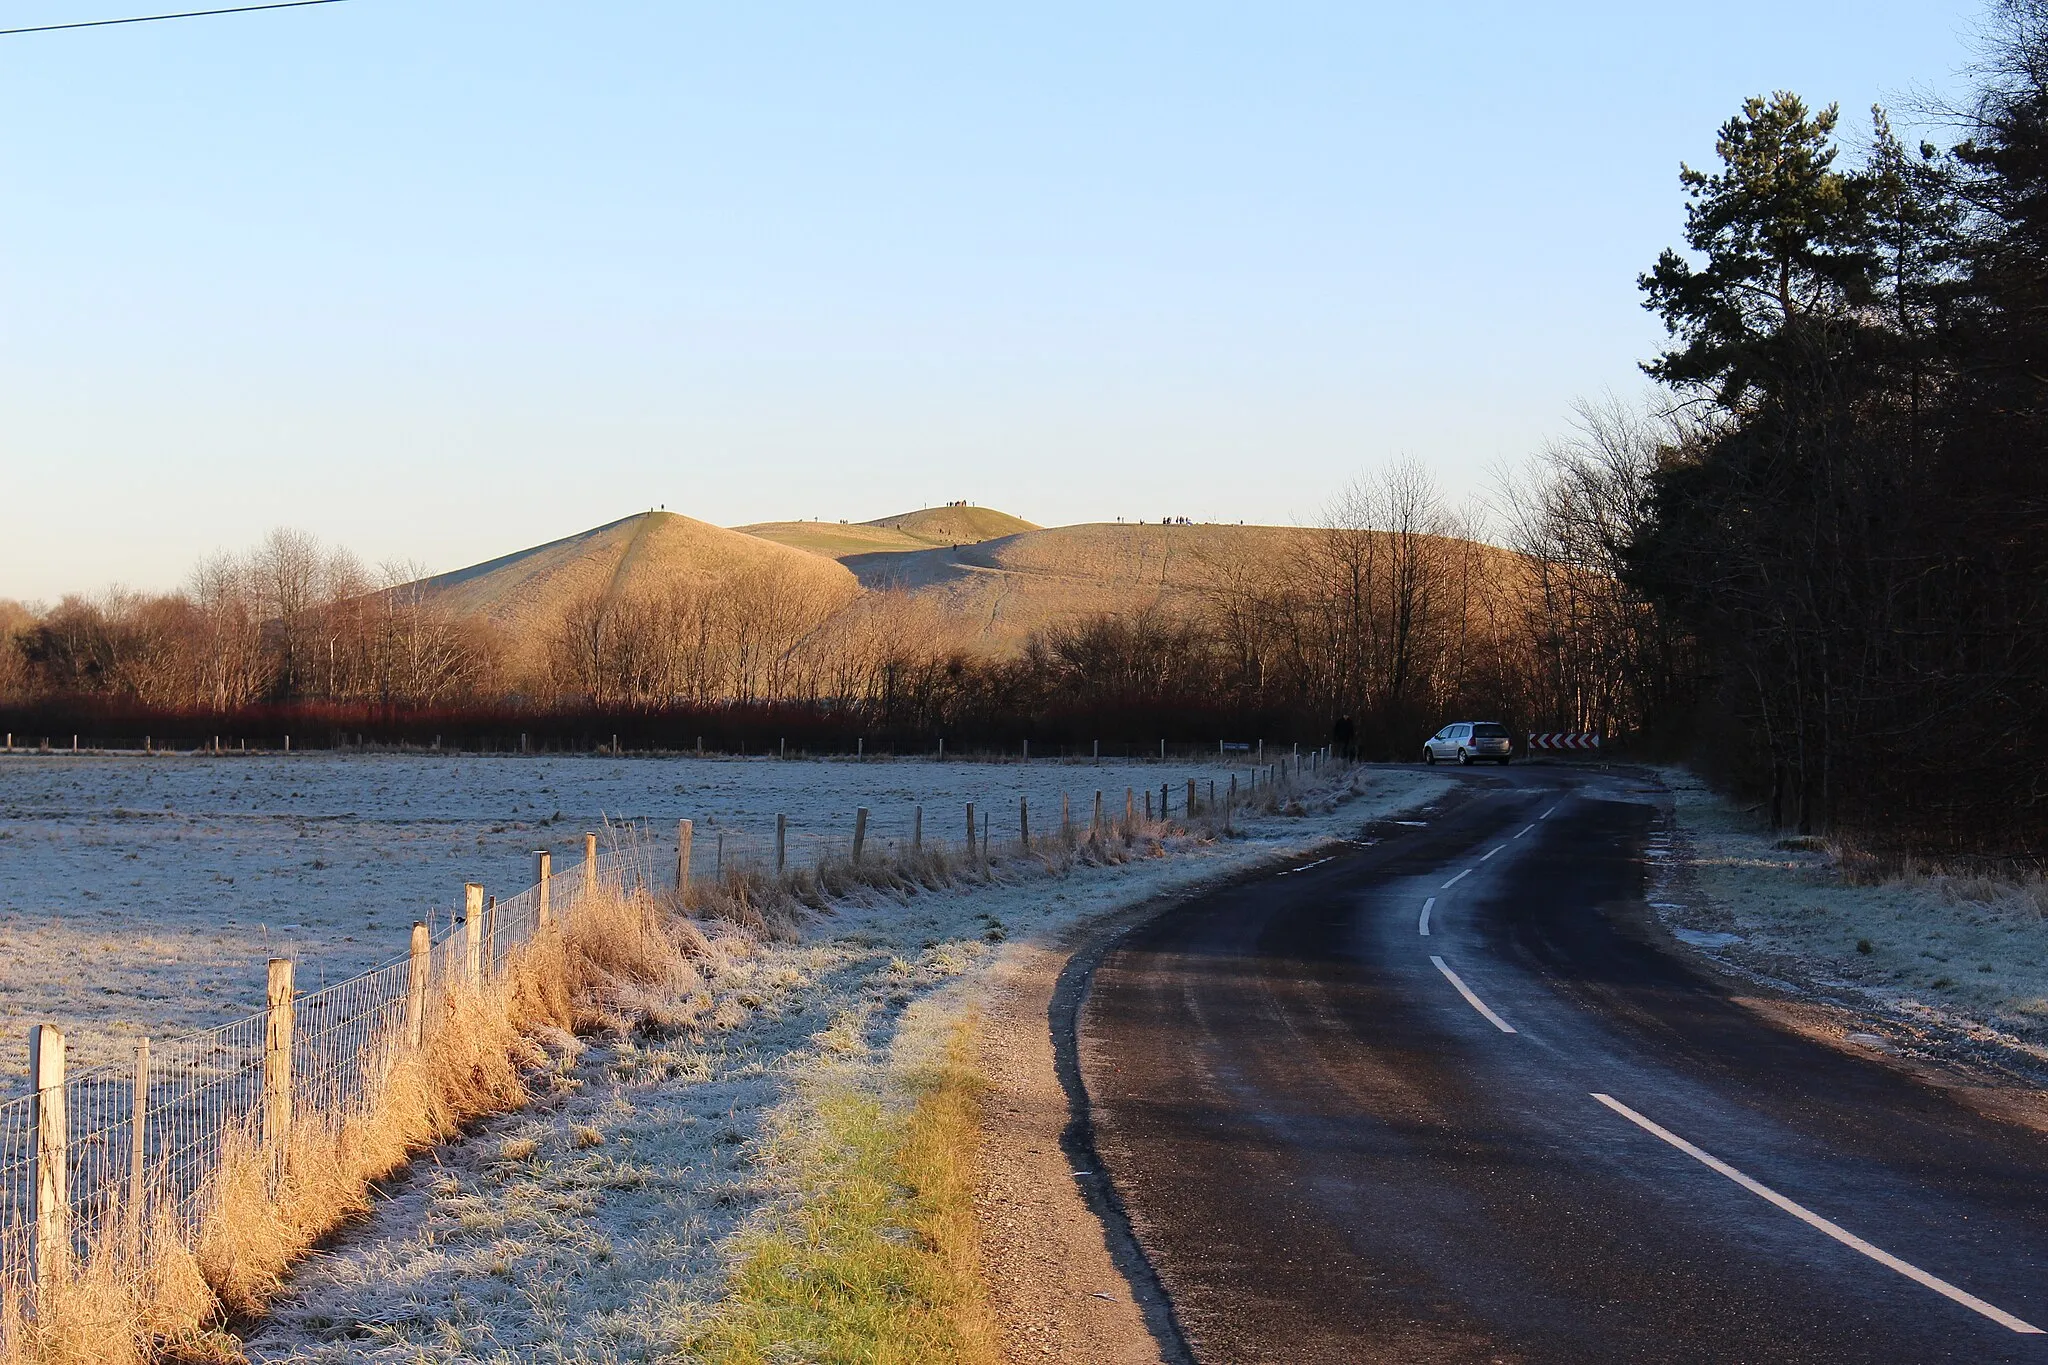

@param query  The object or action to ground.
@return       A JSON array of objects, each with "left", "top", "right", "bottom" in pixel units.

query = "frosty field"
[
  {"left": 235, "top": 763, "right": 1449, "bottom": 1363},
  {"left": 0, "top": 752, "right": 1254, "bottom": 1082}
]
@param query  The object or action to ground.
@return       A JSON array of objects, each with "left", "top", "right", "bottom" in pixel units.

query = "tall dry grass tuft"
[{"left": 1, "top": 878, "right": 711, "bottom": 1365}]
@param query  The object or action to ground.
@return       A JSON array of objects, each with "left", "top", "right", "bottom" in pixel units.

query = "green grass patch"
[{"left": 688, "top": 1021, "right": 998, "bottom": 1365}]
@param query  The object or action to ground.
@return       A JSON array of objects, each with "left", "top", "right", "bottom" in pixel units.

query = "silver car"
[{"left": 1423, "top": 721, "right": 1513, "bottom": 765}]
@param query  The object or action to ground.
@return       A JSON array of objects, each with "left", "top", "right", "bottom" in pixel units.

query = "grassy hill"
[
  {"left": 740, "top": 505, "right": 1038, "bottom": 559},
  {"left": 414, "top": 511, "right": 860, "bottom": 674}
]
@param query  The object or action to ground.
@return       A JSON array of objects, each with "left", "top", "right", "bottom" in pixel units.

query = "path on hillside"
[{"left": 1075, "top": 766, "right": 2048, "bottom": 1363}]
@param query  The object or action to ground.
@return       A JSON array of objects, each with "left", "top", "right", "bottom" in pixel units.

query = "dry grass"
[
  {"left": 0, "top": 880, "right": 700, "bottom": 1365},
  {"left": 1831, "top": 842, "right": 2048, "bottom": 918},
  {"left": 685, "top": 1018, "right": 998, "bottom": 1365}
]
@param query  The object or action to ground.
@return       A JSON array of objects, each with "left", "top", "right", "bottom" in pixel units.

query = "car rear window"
[{"left": 1473, "top": 724, "right": 1510, "bottom": 738}]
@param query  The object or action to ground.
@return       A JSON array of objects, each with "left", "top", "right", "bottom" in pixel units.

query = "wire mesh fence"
[{"left": 0, "top": 831, "right": 664, "bottom": 1304}]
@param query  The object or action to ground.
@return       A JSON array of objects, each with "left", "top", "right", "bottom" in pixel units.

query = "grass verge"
[{"left": 687, "top": 1017, "right": 998, "bottom": 1365}]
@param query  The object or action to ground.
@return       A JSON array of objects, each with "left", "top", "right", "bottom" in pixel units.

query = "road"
[{"left": 1075, "top": 765, "right": 2048, "bottom": 1364}]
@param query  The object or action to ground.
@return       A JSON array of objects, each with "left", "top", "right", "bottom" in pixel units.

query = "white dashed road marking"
[
  {"left": 1419, "top": 897, "right": 1435, "bottom": 937},
  {"left": 1440, "top": 868, "right": 1472, "bottom": 890}
]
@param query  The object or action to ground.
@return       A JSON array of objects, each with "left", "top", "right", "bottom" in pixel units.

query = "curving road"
[{"left": 1076, "top": 766, "right": 2048, "bottom": 1364}]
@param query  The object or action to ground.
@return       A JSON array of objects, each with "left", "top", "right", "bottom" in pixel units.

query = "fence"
[
  {"left": 0, "top": 746, "right": 1338, "bottom": 1315},
  {"left": 0, "top": 830, "right": 647, "bottom": 1308}
]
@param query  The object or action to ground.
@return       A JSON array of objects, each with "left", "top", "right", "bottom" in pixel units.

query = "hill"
[
  {"left": 409, "top": 509, "right": 1525, "bottom": 673},
  {"left": 739, "top": 505, "right": 1039, "bottom": 559}
]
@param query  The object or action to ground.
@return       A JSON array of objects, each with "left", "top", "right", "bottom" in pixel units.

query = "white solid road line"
[
  {"left": 1277, "top": 857, "right": 1332, "bottom": 877},
  {"left": 1479, "top": 845, "right": 1506, "bottom": 861},
  {"left": 1419, "top": 897, "right": 1435, "bottom": 937},
  {"left": 1515, "top": 823, "right": 1535, "bottom": 839},
  {"left": 1431, "top": 956, "right": 1517, "bottom": 1033},
  {"left": 1441, "top": 868, "right": 1473, "bottom": 889},
  {"left": 1591, "top": 1093, "right": 2043, "bottom": 1335}
]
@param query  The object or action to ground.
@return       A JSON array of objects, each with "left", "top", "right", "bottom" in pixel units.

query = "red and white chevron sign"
[{"left": 1528, "top": 732, "right": 1602, "bottom": 751}]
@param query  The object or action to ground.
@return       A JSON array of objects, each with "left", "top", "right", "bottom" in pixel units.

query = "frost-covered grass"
[
  {"left": 0, "top": 752, "right": 1256, "bottom": 1079},
  {"left": 240, "top": 764, "right": 1448, "bottom": 1363},
  {"left": 1656, "top": 768, "right": 2048, "bottom": 1051}
]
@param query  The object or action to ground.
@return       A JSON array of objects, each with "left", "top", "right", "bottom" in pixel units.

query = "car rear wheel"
[{"left": 1458, "top": 750, "right": 1472, "bottom": 766}]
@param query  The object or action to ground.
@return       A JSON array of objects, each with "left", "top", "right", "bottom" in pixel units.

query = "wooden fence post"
[
  {"left": 675, "top": 823, "right": 692, "bottom": 897},
  {"left": 913, "top": 805, "right": 923, "bottom": 853},
  {"left": 1125, "top": 788, "right": 1135, "bottom": 830},
  {"left": 1092, "top": 739, "right": 1099, "bottom": 765},
  {"left": 264, "top": 958, "right": 295, "bottom": 1152},
  {"left": 31, "top": 1023, "right": 68, "bottom": 1289},
  {"left": 582, "top": 833, "right": 599, "bottom": 901},
  {"left": 407, "top": 924, "right": 429, "bottom": 1047},
  {"left": 1020, "top": 796, "right": 1030, "bottom": 850},
  {"left": 129, "top": 1037, "right": 149, "bottom": 1239},
  {"left": 1161, "top": 783, "right": 1169, "bottom": 818},
  {"left": 853, "top": 808, "right": 868, "bottom": 864},
  {"left": 1093, "top": 790, "right": 1103, "bottom": 837},
  {"left": 1227, "top": 775, "right": 1237, "bottom": 833},
  {"left": 1187, "top": 779, "right": 1197, "bottom": 818},
  {"left": 1061, "top": 792, "right": 1071, "bottom": 842},
  {"left": 776, "top": 813, "right": 787, "bottom": 874},
  {"left": 965, "top": 802, "right": 975, "bottom": 853},
  {"left": 1023, "top": 739, "right": 1029, "bottom": 763},
  {"left": 463, "top": 885, "right": 483, "bottom": 986},
  {"left": 536, "top": 851, "right": 553, "bottom": 928}
]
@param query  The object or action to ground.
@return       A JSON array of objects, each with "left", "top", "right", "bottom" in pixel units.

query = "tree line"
[{"left": 1615, "top": 0, "right": 2048, "bottom": 851}]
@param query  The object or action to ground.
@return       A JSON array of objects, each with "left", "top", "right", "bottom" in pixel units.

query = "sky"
[{"left": 0, "top": 0, "right": 1989, "bottom": 601}]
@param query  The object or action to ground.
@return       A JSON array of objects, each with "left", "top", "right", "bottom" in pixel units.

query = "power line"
[{"left": 0, "top": 0, "right": 346, "bottom": 37}]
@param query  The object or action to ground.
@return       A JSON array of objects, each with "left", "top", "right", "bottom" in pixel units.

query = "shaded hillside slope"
[{"left": 833, "top": 522, "right": 1521, "bottom": 654}]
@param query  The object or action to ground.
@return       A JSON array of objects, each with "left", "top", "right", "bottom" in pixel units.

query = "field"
[{"left": 0, "top": 752, "right": 1263, "bottom": 1084}]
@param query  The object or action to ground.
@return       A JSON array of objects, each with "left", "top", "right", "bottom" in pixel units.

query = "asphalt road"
[{"left": 1076, "top": 765, "right": 2048, "bottom": 1364}]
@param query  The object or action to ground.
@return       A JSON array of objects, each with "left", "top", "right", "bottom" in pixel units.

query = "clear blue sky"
[{"left": 0, "top": 0, "right": 1985, "bottom": 600}]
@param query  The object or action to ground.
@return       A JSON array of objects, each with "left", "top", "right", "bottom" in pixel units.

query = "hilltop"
[{"left": 738, "top": 504, "right": 1038, "bottom": 559}]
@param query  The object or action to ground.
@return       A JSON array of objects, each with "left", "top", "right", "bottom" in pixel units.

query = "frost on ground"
[
  {"left": 241, "top": 766, "right": 1449, "bottom": 1364},
  {"left": 1652, "top": 767, "right": 2048, "bottom": 1066},
  {"left": 0, "top": 752, "right": 1254, "bottom": 1079}
]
